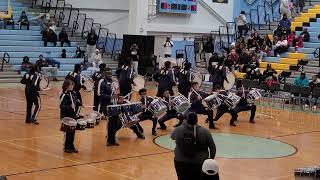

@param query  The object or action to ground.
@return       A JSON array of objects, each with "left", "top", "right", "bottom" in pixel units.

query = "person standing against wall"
[
  {"left": 171, "top": 113, "right": 218, "bottom": 180},
  {"left": 164, "top": 36, "right": 174, "bottom": 58}
]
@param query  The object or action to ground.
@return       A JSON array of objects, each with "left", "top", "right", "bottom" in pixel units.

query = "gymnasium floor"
[{"left": 0, "top": 82, "right": 319, "bottom": 180}]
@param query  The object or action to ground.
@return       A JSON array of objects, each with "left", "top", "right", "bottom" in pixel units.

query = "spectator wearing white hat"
[
  {"left": 171, "top": 112, "right": 217, "bottom": 180},
  {"left": 91, "top": 49, "right": 102, "bottom": 68}
]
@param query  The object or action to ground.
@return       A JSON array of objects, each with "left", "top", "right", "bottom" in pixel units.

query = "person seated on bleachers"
[
  {"left": 21, "top": 56, "right": 33, "bottom": 73},
  {"left": 262, "top": 64, "right": 277, "bottom": 81},
  {"left": 266, "top": 75, "right": 279, "bottom": 89},
  {"left": 274, "top": 35, "right": 288, "bottom": 57},
  {"left": 309, "top": 75, "right": 320, "bottom": 90},
  {"left": 246, "top": 69, "right": 262, "bottom": 82},
  {"left": 91, "top": 49, "right": 103, "bottom": 68},
  {"left": 18, "top": 11, "right": 29, "bottom": 30},
  {"left": 238, "top": 49, "right": 250, "bottom": 73},
  {"left": 262, "top": 34, "right": 273, "bottom": 48},
  {"left": 61, "top": 49, "right": 67, "bottom": 58},
  {"left": 229, "top": 49, "right": 239, "bottom": 65},
  {"left": 59, "top": 28, "right": 71, "bottom": 47},
  {"left": 75, "top": 46, "right": 84, "bottom": 58},
  {"left": 259, "top": 43, "right": 271, "bottom": 61},
  {"left": 300, "top": 28, "right": 310, "bottom": 42},
  {"left": 208, "top": 53, "right": 222, "bottom": 73},
  {"left": 278, "top": 13, "right": 291, "bottom": 36},
  {"left": 35, "top": 55, "right": 48, "bottom": 72},
  {"left": 42, "top": 27, "right": 57, "bottom": 47},
  {"left": 45, "top": 56, "right": 60, "bottom": 69},
  {"left": 294, "top": 72, "right": 309, "bottom": 88}
]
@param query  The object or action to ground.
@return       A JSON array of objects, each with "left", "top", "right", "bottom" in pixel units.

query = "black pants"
[
  {"left": 178, "top": 85, "right": 190, "bottom": 98},
  {"left": 165, "top": 54, "right": 171, "bottom": 58},
  {"left": 61, "top": 40, "right": 71, "bottom": 47},
  {"left": 107, "top": 116, "right": 142, "bottom": 144},
  {"left": 213, "top": 106, "right": 237, "bottom": 124},
  {"left": 74, "top": 91, "right": 82, "bottom": 117},
  {"left": 274, "top": 46, "right": 288, "bottom": 56},
  {"left": 175, "top": 160, "right": 220, "bottom": 180},
  {"left": 238, "top": 25, "right": 248, "bottom": 37},
  {"left": 187, "top": 107, "right": 214, "bottom": 124},
  {"left": 234, "top": 104, "right": 256, "bottom": 122},
  {"left": 43, "top": 38, "right": 57, "bottom": 47},
  {"left": 64, "top": 129, "right": 75, "bottom": 151},
  {"left": 138, "top": 111, "right": 157, "bottom": 133},
  {"left": 93, "top": 91, "right": 100, "bottom": 112},
  {"left": 25, "top": 88, "right": 40, "bottom": 123},
  {"left": 20, "top": 22, "right": 29, "bottom": 30},
  {"left": 158, "top": 111, "right": 185, "bottom": 128}
]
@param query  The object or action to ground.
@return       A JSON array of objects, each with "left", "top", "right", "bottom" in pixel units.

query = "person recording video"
[{"left": 163, "top": 36, "right": 173, "bottom": 58}]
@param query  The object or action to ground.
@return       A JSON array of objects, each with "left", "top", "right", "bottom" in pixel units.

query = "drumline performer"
[
  {"left": 97, "top": 68, "right": 114, "bottom": 117},
  {"left": 212, "top": 85, "right": 238, "bottom": 127},
  {"left": 158, "top": 89, "right": 185, "bottom": 130},
  {"left": 187, "top": 82, "right": 216, "bottom": 129},
  {"left": 177, "top": 62, "right": 192, "bottom": 98},
  {"left": 20, "top": 65, "right": 40, "bottom": 125},
  {"left": 154, "top": 61, "right": 176, "bottom": 97},
  {"left": 65, "top": 64, "right": 86, "bottom": 117},
  {"left": 234, "top": 83, "right": 256, "bottom": 124},
  {"left": 138, "top": 88, "right": 158, "bottom": 136},
  {"left": 106, "top": 96, "right": 145, "bottom": 146},
  {"left": 210, "top": 60, "right": 228, "bottom": 88},
  {"left": 118, "top": 58, "right": 135, "bottom": 99},
  {"left": 60, "top": 79, "right": 80, "bottom": 153},
  {"left": 91, "top": 63, "right": 106, "bottom": 112}
]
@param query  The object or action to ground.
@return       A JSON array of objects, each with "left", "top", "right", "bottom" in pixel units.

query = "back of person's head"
[
  {"left": 62, "top": 79, "right": 74, "bottom": 92},
  {"left": 164, "top": 61, "right": 171, "bottom": 69},
  {"left": 184, "top": 62, "right": 191, "bottom": 70},
  {"left": 240, "top": 11, "right": 245, "bottom": 15},
  {"left": 74, "top": 64, "right": 81, "bottom": 72},
  {"left": 213, "top": 84, "right": 222, "bottom": 91},
  {"left": 62, "top": 49, "right": 66, "bottom": 53},
  {"left": 187, "top": 113, "right": 198, "bottom": 126},
  {"left": 23, "top": 56, "right": 29, "bottom": 62},
  {"left": 29, "top": 65, "right": 36, "bottom": 74}
]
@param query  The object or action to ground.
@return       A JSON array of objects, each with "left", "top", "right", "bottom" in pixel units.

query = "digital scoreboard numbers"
[{"left": 158, "top": 0, "right": 197, "bottom": 14}]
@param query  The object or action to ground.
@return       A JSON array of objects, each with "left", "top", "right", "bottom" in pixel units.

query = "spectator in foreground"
[
  {"left": 87, "top": 30, "right": 98, "bottom": 56},
  {"left": 294, "top": 72, "right": 309, "bottom": 87},
  {"left": 18, "top": 11, "right": 29, "bottom": 30},
  {"left": 21, "top": 56, "right": 33, "bottom": 72},
  {"left": 59, "top": 28, "right": 71, "bottom": 47},
  {"left": 91, "top": 49, "right": 103, "bottom": 68},
  {"left": 300, "top": 28, "right": 310, "bottom": 42},
  {"left": 171, "top": 113, "right": 218, "bottom": 180}
]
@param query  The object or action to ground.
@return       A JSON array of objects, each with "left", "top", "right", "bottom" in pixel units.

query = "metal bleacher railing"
[{"left": 31, "top": 0, "right": 121, "bottom": 59}]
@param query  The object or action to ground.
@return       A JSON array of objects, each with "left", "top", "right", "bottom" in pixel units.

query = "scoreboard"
[{"left": 158, "top": 0, "right": 197, "bottom": 14}]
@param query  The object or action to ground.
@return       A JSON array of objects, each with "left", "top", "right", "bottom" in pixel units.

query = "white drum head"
[
  {"left": 132, "top": 75, "right": 145, "bottom": 92},
  {"left": 39, "top": 77, "right": 49, "bottom": 91},
  {"left": 224, "top": 73, "right": 236, "bottom": 90},
  {"left": 61, "top": 117, "right": 77, "bottom": 127}
]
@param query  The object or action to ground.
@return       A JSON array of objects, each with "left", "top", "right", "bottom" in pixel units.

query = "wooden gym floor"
[{"left": 0, "top": 82, "right": 319, "bottom": 180}]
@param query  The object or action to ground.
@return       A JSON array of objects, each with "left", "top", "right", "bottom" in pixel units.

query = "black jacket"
[
  {"left": 87, "top": 33, "right": 98, "bottom": 45},
  {"left": 188, "top": 91, "right": 208, "bottom": 111},
  {"left": 92, "top": 71, "right": 102, "bottom": 93},
  {"left": 21, "top": 72, "right": 40, "bottom": 92},
  {"left": 60, "top": 91, "right": 79, "bottom": 119},
  {"left": 59, "top": 31, "right": 69, "bottom": 41},
  {"left": 98, "top": 78, "right": 113, "bottom": 106},
  {"left": 65, "top": 72, "right": 86, "bottom": 92}
]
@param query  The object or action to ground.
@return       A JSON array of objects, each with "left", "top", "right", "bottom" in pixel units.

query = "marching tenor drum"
[
  {"left": 60, "top": 117, "right": 77, "bottom": 131},
  {"left": 132, "top": 75, "right": 145, "bottom": 92},
  {"left": 224, "top": 92, "right": 241, "bottom": 109},
  {"left": 148, "top": 99, "right": 167, "bottom": 117},
  {"left": 119, "top": 113, "right": 140, "bottom": 128},
  {"left": 89, "top": 111, "right": 102, "bottom": 125},
  {"left": 224, "top": 72, "right": 236, "bottom": 90},
  {"left": 204, "top": 93, "right": 222, "bottom": 109},
  {"left": 82, "top": 75, "right": 94, "bottom": 92},
  {"left": 294, "top": 166, "right": 320, "bottom": 179},
  {"left": 85, "top": 116, "right": 96, "bottom": 128},
  {"left": 247, "top": 89, "right": 262, "bottom": 103},
  {"left": 76, "top": 118, "right": 87, "bottom": 130},
  {"left": 171, "top": 95, "right": 191, "bottom": 113}
]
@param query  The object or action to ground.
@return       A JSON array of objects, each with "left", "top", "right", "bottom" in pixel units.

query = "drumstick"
[
  {"left": 124, "top": 91, "right": 133, "bottom": 99},
  {"left": 82, "top": 105, "right": 95, "bottom": 108}
]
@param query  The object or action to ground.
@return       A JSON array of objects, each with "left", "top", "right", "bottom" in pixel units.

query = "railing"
[
  {"left": 0, "top": 0, "right": 12, "bottom": 19},
  {"left": 1, "top": 53, "right": 10, "bottom": 72},
  {"left": 313, "top": 48, "right": 320, "bottom": 67}
]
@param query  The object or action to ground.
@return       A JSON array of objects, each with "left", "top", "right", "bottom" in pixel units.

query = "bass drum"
[
  {"left": 224, "top": 72, "right": 236, "bottom": 90},
  {"left": 132, "top": 75, "right": 145, "bottom": 92}
]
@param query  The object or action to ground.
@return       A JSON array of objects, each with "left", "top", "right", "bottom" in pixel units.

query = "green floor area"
[{"left": 154, "top": 133, "right": 297, "bottom": 159}]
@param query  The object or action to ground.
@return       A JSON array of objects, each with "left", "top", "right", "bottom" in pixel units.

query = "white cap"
[
  {"left": 202, "top": 159, "right": 219, "bottom": 176},
  {"left": 231, "top": 42, "right": 236, "bottom": 46}
]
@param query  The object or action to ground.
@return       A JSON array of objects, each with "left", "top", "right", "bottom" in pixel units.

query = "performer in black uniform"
[
  {"left": 91, "top": 63, "right": 106, "bottom": 112},
  {"left": 60, "top": 79, "right": 80, "bottom": 153},
  {"left": 118, "top": 59, "right": 135, "bottom": 98},
  {"left": 187, "top": 82, "right": 216, "bottom": 129},
  {"left": 97, "top": 68, "right": 114, "bottom": 117},
  {"left": 158, "top": 89, "right": 185, "bottom": 130},
  {"left": 20, "top": 66, "right": 40, "bottom": 125},
  {"left": 177, "top": 62, "right": 192, "bottom": 98},
  {"left": 154, "top": 61, "right": 176, "bottom": 97},
  {"left": 233, "top": 84, "right": 256, "bottom": 124},
  {"left": 137, "top": 88, "right": 158, "bottom": 136},
  {"left": 212, "top": 85, "right": 237, "bottom": 127},
  {"left": 106, "top": 96, "right": 145, "bottom": 146},
  {"left": 210, "top": 61, "right": 227, "bottom": 88},
  {"left": 65, "top": 64, "right": 86, "bottom": 117}
]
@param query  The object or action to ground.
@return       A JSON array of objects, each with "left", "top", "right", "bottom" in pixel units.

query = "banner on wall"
[{"left": 212, "top": 0, "right": 228, "bottom": 3}]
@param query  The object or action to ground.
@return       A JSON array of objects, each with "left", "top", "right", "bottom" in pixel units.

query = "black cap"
[{"left": 187, "top": 112, "right": 198, "bottom": 126}]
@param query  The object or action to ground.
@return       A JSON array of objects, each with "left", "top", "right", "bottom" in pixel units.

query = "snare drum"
[
  {"left": 204, "top": 93, "right": 222, "bottom": 109},
  {"left": 247, "top": 89, "right": 262, "bottom": 103},
  {"left": 76, "top": 118, "right": 87, "bottom": 130},
  {"left": 119, "top": 113, "right": 140, "bottom": 128},
  {"left": 61, "top": 117, "right": 77, "bottom": 131},
  {"left": 148, "top": 99, "right": 167, "bottom": 116},
  {"left": 85, "top": 116, "right": 96, "bottom": 128},
  {"left": 224, "top": 93, "right": 241, "bottom": 109},
  {"left": 171, "top": 95, "right": 191, "bottom": 113}
]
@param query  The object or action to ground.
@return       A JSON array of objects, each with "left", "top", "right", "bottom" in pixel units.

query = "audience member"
[
  {"left": 294, "top": 72, "right": 309, "bottom": 87},
  {"left": 61, "top": 49, "right": 67, "bottom": 58},
  {"left": 81, "top": 56, "right": 90, "bottom": 71},
  {"left": 263, "top": 64, "right": 277, "bottom": 80},
  {"left": 18, "top": 11, "right": 29, "bottom": 30},
  {"left": 300, "top": 28, "right": 310, "bottom": 42},
  {"left": 75, "top": 46, "right": 85, "bottom": 58},
  {"left": 42, "top": 27, "right": 57, "bottom": 47},
  {"left": 280, "top": 0, "right": 291, "bottom": 18},
  {"left": 309, "top": 75, "right": 320, "bottom": 90},
  {"left": 274, "top": 35, "right": 288, "bottom": 57},
  {"left": 91, "top": 49, "right": 103, "bottom": 68},
  {"left": 203, "top": 37, "right": 214, "bottom": 67},
  {"left": 279, "top": 13, "right": 291, "bottom": 36},
  {"left": 87, "top": 30, "right": 98, "bottom": 56},
  {"left": 21, "top": 56, "right": 33, "bottom": 72},
  {"left": 266, "top": 75, "right": 279, "bottom": 88},
  {"left": 59, "top": 28, "right": 71, "bottom": 47},
  {"left": 237, "top": 11, "right": 249, "bottom": 37}
]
